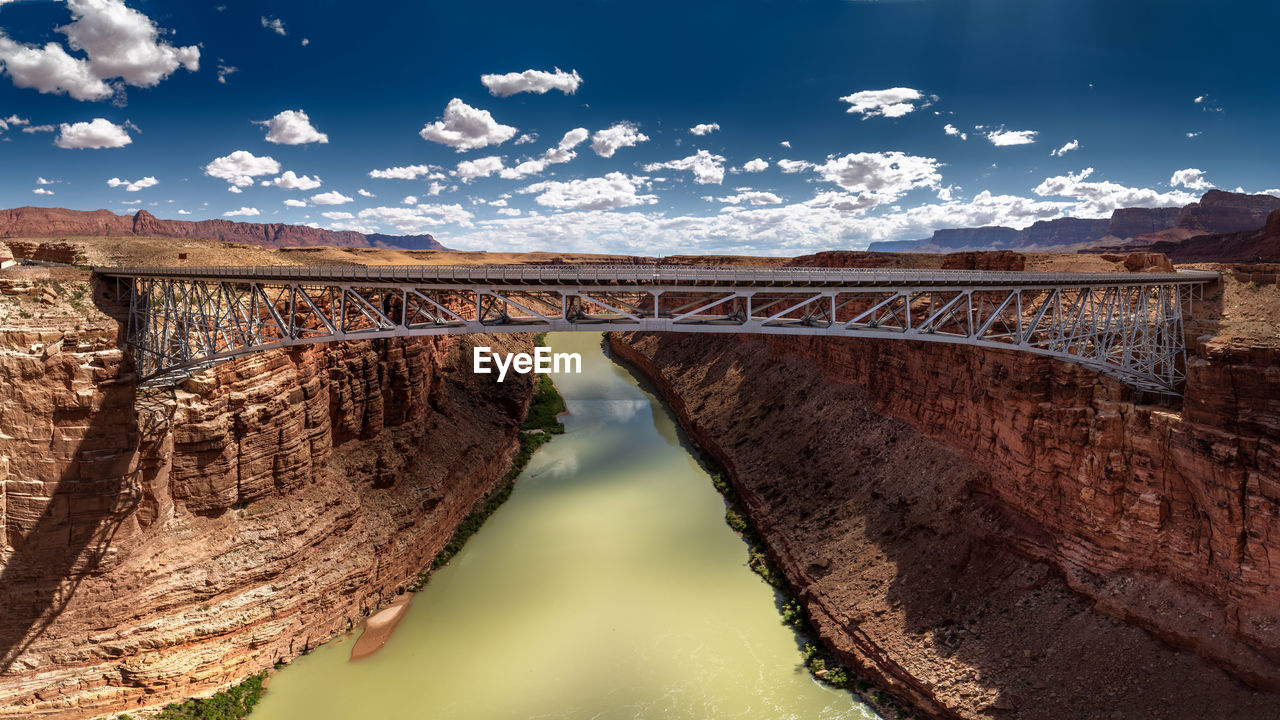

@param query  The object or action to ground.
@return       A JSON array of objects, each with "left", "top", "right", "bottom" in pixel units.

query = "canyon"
[{"left": 0, "top": 239, "right": 1277, "bottom": 719}]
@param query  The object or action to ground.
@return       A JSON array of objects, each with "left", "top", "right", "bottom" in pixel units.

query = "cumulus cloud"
[
  {"left": 261, "top": 16, "right": 286, "bottom": 35},
  {"left": 357, "top": 203, "right": 475, "bottom": 232},
  {"left": 106, "top": 175, "right": 157, "bottom": 191},
  {"left": 643, "top": 150, "right": 726, "bottom": 185},
  {"left": 0, "top": 0, "right": 199, "bottom": 102},
  {"left": 204, "top": 150, "right": 280, "bottom": 187},
  {"left": 455, "top": 156, "right": 506, "bottom": 182},
  {"left": 716, "top": 191, "right": 782, "bottom": 206},
  {"left": 839, "top": 88, "right": 932, "bottom": 118},
  {"left": 310, "top": 190, "right": 354, "bottom": 205},
  {"left": 943, "top": 123, "right": 967, "bottom": 140},
  {"left": 257, "top": 109, "right": 328, "bottom": 145},
  {"left": 33, "top": 187, "right": 54, "bottom": 195},
  {"left": 816, "top": 151, "right": 942, "bottom": 202},
  {"left": 321, "top": 211, "right": 353, "bottom": 221},
  {"left": 741, "top": 158, "right": 768, "bottom": 173},
  {"left": 986, "top": 129, "right": 1038, "bottom": 146},
  {"left": 590, "top": 122, "right": 648, "bottom": 158},
  {"left": 499, "top": 127, "right": 589, "bottom": 179},
  {"left": 357, "top": 188, "right": 374, "bottom": 197},
  {"left": 1033, "top": 168, "right": 1199, "bottom": 216},
  {"left": 1050, "top": 139, "right": 1079, "bottom": 157},
  {"left": 368, "top": 164, "right": 443, "bottom": 180},
  {"left": 223, "top": 206, "right": 260, "bottom": 217},
  {"left": 520, "top": 172, "right": 657, "bottom": 211},
  {"left": 514, "top": 133, "right": 537, "bottom": 145},
  {"left": 176, "top": 209, "right": 191, "bottom": 215},
  {"left": 36, "top": 176, "right": 55, "bottom": 184},
  {"left": 1170, "top": 168, "right": 1212, "bottom": 191},
  {"left": 777, "top": 159, "right": 814, "bottom": 174},
  {"left": 481, "top": 67, "right": 581, "bottom": 97},
  {"left": 54, "top": 118, "right": 132, "bottom": 148},
  {"left": 0, "top": 114, "right": 26, "bottom": 133},
  {"left": 419, "top": 98, "right": 517, "bottom": 152},
  {"left": 216, "top": 63, "right": 237, "bottom": 84},
  {"left": 780, "top": 140, "right": 791, "bottom": 148},
  {"left": 23, "top": 123, "right": 55, "bottom": 134},
  {"left": 262, "top": 170, "right": 322, "bottom": 190},
  {"left": 689, "top": 122, "right": 720, "bottom": 136},
  {"left": 283, "top": 198, "right": 308, "bottom": 208}
]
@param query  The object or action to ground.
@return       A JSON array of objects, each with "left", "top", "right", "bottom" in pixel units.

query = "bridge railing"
[{"left": 96, "top": 263, "right": 1219, "bottom": 288}]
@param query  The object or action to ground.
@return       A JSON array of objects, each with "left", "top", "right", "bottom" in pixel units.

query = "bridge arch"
[{"left": 95, "top": 264, "right": 1217, "bottom": 394}]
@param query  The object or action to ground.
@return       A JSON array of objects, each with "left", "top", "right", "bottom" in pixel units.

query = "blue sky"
[{"left": 0, "top": 0, "right": 1277, "bottom": 255}]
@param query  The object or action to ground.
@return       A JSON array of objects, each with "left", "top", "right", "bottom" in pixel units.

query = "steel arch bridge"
[{"left": 95, "top": 264, "right": 1217, "bottom": 394}]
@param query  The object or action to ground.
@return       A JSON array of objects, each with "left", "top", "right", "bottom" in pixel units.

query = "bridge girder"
[{"left": 101, "top": 265, "right": 1214, "bottom": 394}]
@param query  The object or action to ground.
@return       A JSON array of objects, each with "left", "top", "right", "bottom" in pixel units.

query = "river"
[{"left": 251, "top": 332, "right": 876, "bottom": 720}]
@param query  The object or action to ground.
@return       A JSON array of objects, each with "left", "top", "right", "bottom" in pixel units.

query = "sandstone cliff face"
[
  {"left": 1177, "top": 190, "right": 1280, "bottom": 234},
  {"left": 0, "top": 318, "right": 533, "bottom": 718},
  {"left": 610, "top": 325, "right": 1280, "bottom": 718},
  {"left": 0, "top": 207, "right": 449, "bottom": 251},
  {"left": 1107, "top": 207, "right": 1183, "bottom": 239}
]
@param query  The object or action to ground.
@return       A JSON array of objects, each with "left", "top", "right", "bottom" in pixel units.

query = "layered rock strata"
[
  {"left": 608, "top": 284, "right": 1279, "bottom": 717},
  {"left": 0, "top": 319, "right": 533, "bottom": 718}
]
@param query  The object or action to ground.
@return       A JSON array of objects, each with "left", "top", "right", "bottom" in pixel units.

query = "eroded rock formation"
[{"left": 0, "top": 316, "right": 533, "bottom": 718}]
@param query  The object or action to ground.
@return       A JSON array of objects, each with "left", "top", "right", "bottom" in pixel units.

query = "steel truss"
[{"left": 101, "top": 264, "right": 1216, "bottom": 394}]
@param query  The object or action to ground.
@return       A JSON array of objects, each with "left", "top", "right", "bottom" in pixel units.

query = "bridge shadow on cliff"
[
  {"left": 627, "top": 330, "right": 1276, "bottom": 720},
  {"left": 0, "top": 287, "right": 148, "bottom": 675}
]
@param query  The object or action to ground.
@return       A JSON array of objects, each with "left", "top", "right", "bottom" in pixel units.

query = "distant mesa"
[
  {"left": 867, "top": 189, "right": 1280, "bottom": 260},
  {"left": 0, "top": 207, "right": 450, "bottom": 252}
]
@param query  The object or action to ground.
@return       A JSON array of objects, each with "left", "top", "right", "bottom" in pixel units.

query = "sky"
[{"left": 0, "top": 0, "right": 1277, "bottom": 256}]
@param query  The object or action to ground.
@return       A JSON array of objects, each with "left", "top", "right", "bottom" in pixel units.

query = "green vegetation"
[
  {"left": 152, "top": 671, "right": 266, "bottom": 720},
  {"left": 409, "top": 337, "right": 566, "bottom": 592},
  {"left": 1247, "top": 280, "right": 1261, "bottom": 291}
]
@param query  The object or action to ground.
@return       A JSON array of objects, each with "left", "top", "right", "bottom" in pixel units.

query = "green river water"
[{"left": 251, "top": 332, "right": 877, "bottom": 720}]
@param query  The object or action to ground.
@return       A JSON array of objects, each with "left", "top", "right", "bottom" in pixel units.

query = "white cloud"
[
  {"left": 368, "top": 164, "right": 442, "bottom": 180},
  {"left": 321, "top": 211, "right": 354, "bottom": 221},
  {"left": 689, "top": 122, "right": 720, "bottom": 136},
  {"left": 357, "top": 188, "right": 374, "bottom": 197},
  {"left": 0, "top": 0, "right": 199, "bottom": 102},
  {"left": 943, "top": 123, "right": 967, "bottom": 140},
  {"left": 228, "top": 186, "right": 242, "bottom": 194},
  {"left": 204, "top": 150, "right": 280, "bottom": 187},
  {"left": 257, "top": 109, "right": 328, "bottom": 145},
  {"left": 0, "top": 114, "right": 26, "bottom": 132},
  {"left": 1050, "top": 139, "right": 1079, "bottom": 157},
  {"left": 481, "top": 67, "right": 581, "bottom": 97},
  {"left": 498, "top": 127, "right": 589, "bottom": 179},
  {"left": 36, "top": 176, "right": 55, "bottom": 185},
  {"left": 514, "top": 133, "right": 537, "bottom": 145},
  {"left": 23, "top": 124, "right": 55, "bottom": 133},
  {"left": 496, "top": 207, "right": 521, "bottom": 217},
  {"left": 780, "top": 140, "right": 791, "bottom": 148},
  {"left": 520, "top": 172, "right": 657, "bottom": 211},
  {"left": 839, "top": 87, "right": 931, "bottom": 118},
  {"left": 1170, "top": 168, "right": 1212, "bottom": 191},
  {"left": 262, "top": 170, "right": 322, "bottom": 190},
  {"left": 357, "top": 203, "right": 475, "bottom": 232},
  {"left": 216, "top": 63, "right": 237, "bottom": 84},
  {"left": 33, "top": 187, "right": 54, "bottom": 195},
  {"left": 177, "top": 209, "right": 191, "bottom": 215},
  {"left": 455, "top": 155, "right": 506, "bottom": 182},
  {"left": 741, "top": 158, "right": 768, "bottom": 173},
  {"left": 986, "top": 129, "right": 1038, "bottom": 146},
  {"left": 283, "top": 198, "right": 308, "bottom": 208},
  {"left": 107, "top": 175, "right": 157, "bottom": 192},
  {"left": 1186, "top": 131, "right": 1202, "bottom": 139},
  {"left": 1194, "top": 95, "right": 1222, "bottom": 112},
  {"left": 402, "top": 195, "right": 419, "bottom": 205},
  {"left": 716, "top": 191, "right": 782, "bottom": 206},
  {"left": 643, "top": 150, "right": 726, "bottom": 185},
  {"left": 223, "top": 207, "right": 260, "bottom": 217},
  {"left": 1033, "top": 168, "right": 1199, "bottom": 216},
  {"left": 419, "top": 98, "right": 517, "bottom": 152},
  {"left": 55, "top": 118, "right": 132, "bottom": 148},
  {"left": 777, "top": 159, "right": 814, "bottom": 174},
  {"left": 310, "top": 191, "right": 354, "bottom": 205},
  {"left": 301, "top": 38, "right": 309, "bottom": 47},
  {"left": 261, "top": 16, "right": 286, "bottom": 35},
  {"left": 816, "top": 151, "right": 941, "bottom": 202},
  {"left": 590, "top": 122, "right": 648, "bottom": 158}
]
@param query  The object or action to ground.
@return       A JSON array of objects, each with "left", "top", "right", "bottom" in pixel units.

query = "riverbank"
[{"left": 608, "top": 331, "right": 1280, "bottom": 720}]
